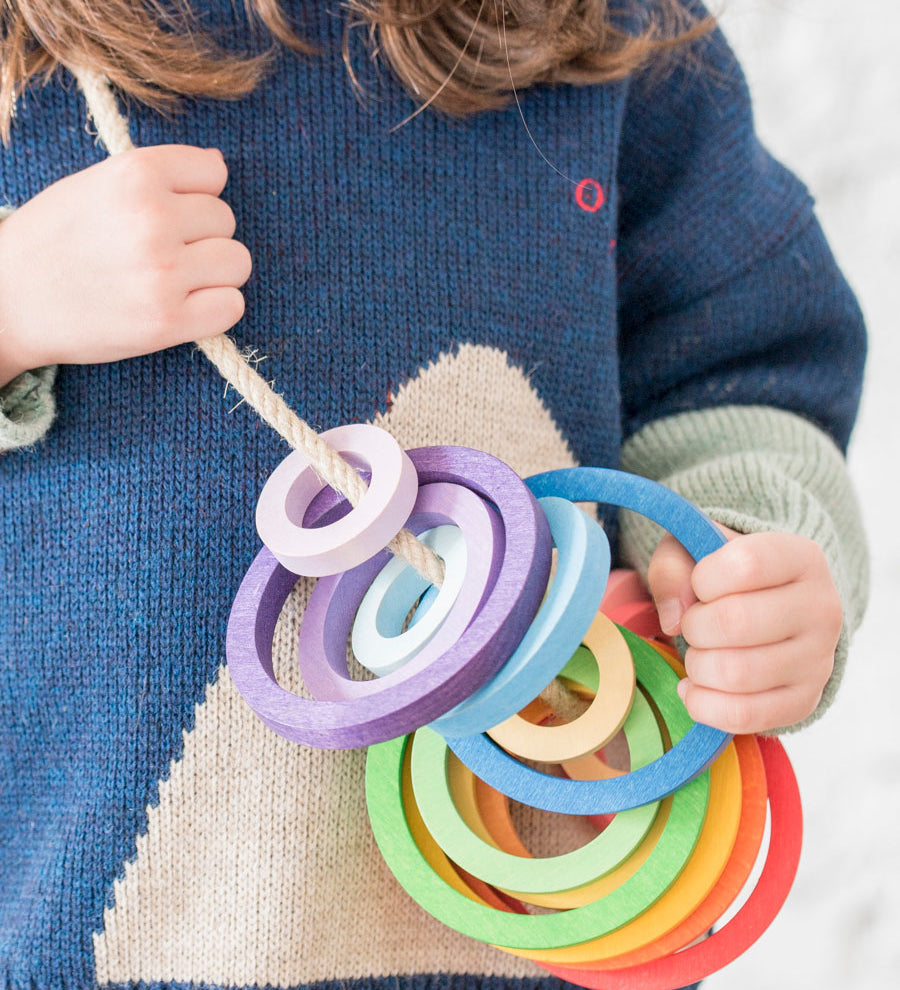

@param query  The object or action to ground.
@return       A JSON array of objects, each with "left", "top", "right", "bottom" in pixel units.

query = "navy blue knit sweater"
[{"left": 0, "top": 3, "right": 865, "bottom": 990}]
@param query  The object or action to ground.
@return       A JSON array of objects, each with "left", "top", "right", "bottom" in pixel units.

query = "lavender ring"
[
  {"left": 298, "top": 481, "right": 502, "bottom": 700},
  {"left": 227, "top": 446, "right": 551, "bottom": 749}
]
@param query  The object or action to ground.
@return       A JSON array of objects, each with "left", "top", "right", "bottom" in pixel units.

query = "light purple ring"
[
  {"left": 299, "top": 481, "right": 500, "bottom": 699},
  {"left": 226, "top": 446, "right": 552, "bottom": 749},
  {"left": 255, "top": 423, "right": 418, "bottom": 576}
]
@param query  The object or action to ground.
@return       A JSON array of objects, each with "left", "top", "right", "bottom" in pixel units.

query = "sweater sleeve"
[
  {"left": 614, "top": 16, "right": 869, "bottom": 729},
  {"left": 0, "top": 205, "right": 59, "bottom": 452},
  {"left": 0, "top": 365, "right": 58, "bottom": 451}
]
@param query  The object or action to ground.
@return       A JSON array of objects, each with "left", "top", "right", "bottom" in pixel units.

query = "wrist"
[
  {"left": 0, "top": 212, "right": 41, "bottom": 386},
  {"left": 0, "top": 358, "right": 28, "bottom": 390},
  {"left": 0, "top": 323, "right": 28, "bottom": 388},
  {"left": 0, "top": 319, "right": 31, "bottom": 387}
]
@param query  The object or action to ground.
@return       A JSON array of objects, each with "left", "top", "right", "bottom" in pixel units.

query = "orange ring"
[
  {"left": 581, "top": 731, "right": 767, "bottom": 969},
  {"left": 496, "top": 737, "right": 743, "bottom": 957}
]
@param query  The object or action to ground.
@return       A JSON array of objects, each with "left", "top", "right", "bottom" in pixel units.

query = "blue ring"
[{"left": 446, "top": 467, "right": 731, "bottom": 814}]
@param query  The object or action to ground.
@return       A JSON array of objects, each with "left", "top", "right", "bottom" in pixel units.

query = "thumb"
[{"left": 646, "top": 533, "right": 699, "bottom": 636}]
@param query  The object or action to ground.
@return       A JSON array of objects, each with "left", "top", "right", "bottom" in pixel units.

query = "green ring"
[
  {"left": 365, "top": 634, "right": 710, "bottom": 950},
  {"left": 410, "top": 647, "right": 664, "bottom": 893}
]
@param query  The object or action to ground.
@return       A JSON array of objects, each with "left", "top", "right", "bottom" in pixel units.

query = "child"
[{"left": 0, "top": 2, "right": 868, "bottom": 989}]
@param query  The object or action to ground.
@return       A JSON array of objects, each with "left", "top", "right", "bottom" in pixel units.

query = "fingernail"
[
  {"left": 658, "top": 599, "right": 683, "bottom": 635},
  {"left": 676, "top": 679, "right": 688, "bottom": 702}
]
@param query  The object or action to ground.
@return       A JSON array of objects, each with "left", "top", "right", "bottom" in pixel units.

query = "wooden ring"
[
  {"left": 364, "top": 638, "right": 711, "bottom": 948},
  {"left": 561, "top": 730, "right": 767, "bottom": 969},
  {"left": 351, "top": 525, "right": 468, "bottom": 677},
  {"left": 255, "top": 423, "right": 418, "bottom": 576},
  {"left": 537, "top": 736, "right": 801, "bottom": 988},
  {"left": 296, "top": 480, "right": 512, "bottom": 702},
  {"left": 432, "top": 496, "right": 610, "bottom": 737},
  {"left": 366, "top": 740, "right": 707, "bottom": 949},
  {"left": 409, "top": 693, "right": 658, "bottom": 896},
  {"left": 515, "top": 466, "right": 731, "bottom": 803},
  {"left": 506, "top": 737, "right": 743, "bottom": 961},
  {"left": 460, "top": 645, "right": 665, "bottom": 911},
  {"left": 485, "top": 611, "right": 635, "bottom": 762},
  {"left": 227, "top": 446, "right": 551, "bottom": 749},
  {"left": 447, "top": 627, "right": 726, "bottom": 814}
]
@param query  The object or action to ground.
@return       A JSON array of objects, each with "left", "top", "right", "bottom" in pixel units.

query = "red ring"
[{"left": 537, "top": 736, "right": 802, "bottom": 989}]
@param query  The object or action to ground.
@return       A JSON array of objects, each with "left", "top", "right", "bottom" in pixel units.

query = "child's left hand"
[{"left": 647, "top": 527, "right": 843, "bottom": 734}]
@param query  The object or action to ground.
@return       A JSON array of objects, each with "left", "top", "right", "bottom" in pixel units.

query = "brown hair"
[{"left": 0, "top": 0, "right": 714, "bottom": 144}]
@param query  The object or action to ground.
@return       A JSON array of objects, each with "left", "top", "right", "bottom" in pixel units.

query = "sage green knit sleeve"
[
  {"left": 0, "top": 366, "right": 58, "bottom": 451},
  {"left": 618, "top": 404, "right": 869, "bottom": 732},
  {"left": 0, "top": 205, "right": 59, "bottom": 452}
]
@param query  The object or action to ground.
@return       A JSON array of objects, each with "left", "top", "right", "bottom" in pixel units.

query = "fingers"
[
  {"left": 182, "top": 286, "right": 247, "bottom": 338},
  {"left": 681, "top": 581, "right": 818, "bottom": 648},
  {"left": 179, "top": 237, "right": 253, "bottom": 292},
  {"left": 177, "top": 194, "right": 237, "bottom": 244},
  {"left": 691, "top": 531, "right": 817, "bottom": 601},
  {"left": 106, "top": 146, "right": 242, "bottom": 265},
  {"left": 139, "top": 240, "right": 251, "bottom": 345},
  {"left": 646, "top": 533, "right": 699, "bottom": 636},
  {"left": 684, "top": 639, "right": 834, "bottom": 695},
  {"left": 647, "top": 528, "right": 842, "bottom": 734},
  {"left": 676, "top": 679, "right": 824, "bottom": 735},
  {"left": 130, "top": 144, "right": 229, "bottom": 195}
]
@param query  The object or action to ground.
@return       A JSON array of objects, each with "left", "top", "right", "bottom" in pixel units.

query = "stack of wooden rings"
[{"left": 227, "top": 424, "right": 803, "bottom": 989}]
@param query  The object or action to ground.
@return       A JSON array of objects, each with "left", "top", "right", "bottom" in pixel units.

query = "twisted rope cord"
[
  {"left": 72, "top": 67, "right": 585, "bottom": 720},
  {"left": 73, "top": 67, "right": 444, "bottom": 587}
]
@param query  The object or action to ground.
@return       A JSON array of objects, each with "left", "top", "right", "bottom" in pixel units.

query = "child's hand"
[
  {"left": 647, "top": 528, "right": 843, "bottom": 734},
  {"left": 0, "top": 145, "right": 252, "bottom": 385}
]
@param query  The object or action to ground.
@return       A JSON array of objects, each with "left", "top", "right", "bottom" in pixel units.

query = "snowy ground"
[{"left": 706, "top": 1, "right": 900, "bottom": 987}]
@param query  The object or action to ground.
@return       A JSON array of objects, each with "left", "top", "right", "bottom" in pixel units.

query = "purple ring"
[{"left": 226, "top": 446, "right": 551, "bottom": 749}]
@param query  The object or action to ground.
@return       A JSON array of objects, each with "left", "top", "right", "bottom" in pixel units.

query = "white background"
[{"left": 708, "top": 1, "right": 899, "bottom": 986}]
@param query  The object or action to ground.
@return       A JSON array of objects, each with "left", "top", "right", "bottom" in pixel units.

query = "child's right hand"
[{"left": 0, "top": 145, "right": 252, "bottom": 387}]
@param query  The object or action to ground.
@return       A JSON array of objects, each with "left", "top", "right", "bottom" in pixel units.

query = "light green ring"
[
  {"left": 365, "top": 636, "right": 710, "bottom": 950},
  {"left": 410, "top": 651, "right": 664, "bottom": 893}
]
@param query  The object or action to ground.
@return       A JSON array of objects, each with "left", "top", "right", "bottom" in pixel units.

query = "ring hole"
[
  {"left": 401, "top": 586, "right": 435, "bottom": 634},
  {"left": 507, "top": 793, "right": 606, "bottom": 858},
  {"left": 298, "top": 457, "right": 373, "bottom": 528}
]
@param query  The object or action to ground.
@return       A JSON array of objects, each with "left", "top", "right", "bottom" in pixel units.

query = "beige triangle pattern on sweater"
[{"left": 93, "top": 343, "right": 579, "bottom": 988}]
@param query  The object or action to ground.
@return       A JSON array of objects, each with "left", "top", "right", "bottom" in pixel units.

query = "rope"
[
  {"left": 72, "top": 66, "right": 586, "bottom": 719},
  {"left": 73, "top": 67, "right": 444, "bottom": 587}
]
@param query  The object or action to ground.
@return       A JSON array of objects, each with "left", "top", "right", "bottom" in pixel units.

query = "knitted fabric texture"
[
  {"left": 0, "top": 2, "right": 867, "bottom": 989},
  {"left": 0, "top": 363, "right": 56, "bottom": 449}
]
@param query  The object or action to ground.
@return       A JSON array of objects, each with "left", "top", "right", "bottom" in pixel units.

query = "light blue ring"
[
  {"left": 352, "top": 526, "right": 468, "bottom": 677},
  {"left": 430, "top": 496, "right": 610, "bottom": 737}
]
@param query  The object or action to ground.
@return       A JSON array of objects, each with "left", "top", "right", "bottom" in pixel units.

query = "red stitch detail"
[{"left": 575, "top": 178, "right": 605, "bottom": 213}]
